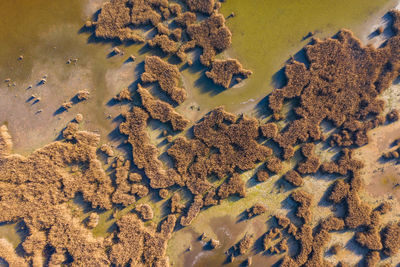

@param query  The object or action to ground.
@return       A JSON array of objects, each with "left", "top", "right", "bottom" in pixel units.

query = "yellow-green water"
[{"left": 0, "top": 0, "right": 398, "bottom": 265}]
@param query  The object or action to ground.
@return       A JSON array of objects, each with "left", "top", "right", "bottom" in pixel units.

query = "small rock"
[
  {"left": 67, "top": 59, "right": 71, "bottom": 64},
  {"left": 4, "top": 78, "right": 10, "bottom": 83},
  {"left": 129, "top": 55, "right": 136, "bottom": 61},
  {"left": 18, "top": 55, "right": 24, "bottom": 60}
]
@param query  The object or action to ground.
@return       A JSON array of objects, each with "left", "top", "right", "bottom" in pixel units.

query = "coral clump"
[
  {"left": 205, "top": 59, "right": 252, "bottom": 88},
  {"left": 187, "top": 14, "right": 232, "bottom": 66},
  {"left": 137, "top": 84, "right": 189, "bottom": 131},
  {"left": 141, "top": 56, "right": 187, "bottom": 104}
]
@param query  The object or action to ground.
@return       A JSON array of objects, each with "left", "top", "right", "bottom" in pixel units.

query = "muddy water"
[{"left": 0, "top": 0, "right": 398, "bottom": 265}]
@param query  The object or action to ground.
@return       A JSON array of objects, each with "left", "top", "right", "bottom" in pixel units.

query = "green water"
[
  {"left": 0, "top": 0, "right": 397, "bottom": 265},
  {"left": 179, "top": 0, "right": 397, "bottom": 112}
]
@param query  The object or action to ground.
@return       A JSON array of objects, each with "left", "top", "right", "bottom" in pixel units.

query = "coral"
[
  {"left": 141, "top": 56, "right": 187, "bottom": 104},
  {"left": 205, "top": 59, "right": 252, "bottom": 88}
]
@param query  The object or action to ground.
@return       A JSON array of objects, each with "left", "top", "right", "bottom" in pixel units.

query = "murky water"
[{"left": 0, "top": 0, "right": 398, "bottom": 265}]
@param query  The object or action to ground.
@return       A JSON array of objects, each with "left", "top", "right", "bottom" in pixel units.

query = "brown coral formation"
[
  {"left": 206, "top": 59, "right": 252, "bottom": 88},
  {"left": 141, "top": 56, "right": 187, "bottom": 104}
]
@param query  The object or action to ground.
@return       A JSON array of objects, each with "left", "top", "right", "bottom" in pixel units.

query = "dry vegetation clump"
[
  {"left": 365, "top": 251, "right": 380, "bottom": 267},
  {"left": 284, "top": 170, "right": 303, "bottom": 187},
  {"left": 381, "top": 222, "right": 400, "bottom": 256},
  {"left": 148, "top": 34, "right": 179, "bottom": 54},
  {"left": 320, "top": 216, "right": 345, "bottom": 231},
  {"left": 119, "top": 107, "right": 182, "bottom": 189},
  {"left": 266, "top": 157, "right": 283, "bottom": 173},
  {"left": 174, "top": 12, "right": 196, "bottom": 28},
  {"left": 137, "top": 84, "right": 189, "bottom": 131},
  {"left": 320, "top": 148, "right": 364, "bottom": 176},
  {"left": 205, "top": 59, "right": 252, "bottom": 88},
  {"left": 180, "top": 195, "right": 203, "bottom": 226},
  {"left": 159, "top": 188, "right": 168, "bottom": 199},
  {"left": 386, "top": 109, "right": 399, "bottom": 122},
  {"left": 291, "top": 190, "right": 313, "bottom": 224},
  {"left": 185, "top": 0, "right": 215, "bottom": 15},
  {"left": 260, "top": 122, "right": 278, "bottom": 139},
  {"left": 256, "top": 169, "right": 269, "bottom": 182},
  {"left": 238, "top": 233, "right": 254, "bottom": 255},
  {"left": 135, "top": 204, "right": 154, "bottom": 220},
  {"left": 297, "top": 143, "right": 320, "bottom": 175},
  {"left": 203, "top": 189, "right": 219, "bottom": 206},
  {"left": 186, "top": 14, "right": 232, "bottom": 66},
  {"left": 246, "top": 203, "right": 267, "bottom": 218},
  {"left": 170, "top": 192, "right": 185, "bottom": 213},
  {"left": 269, "top": 17, "right": 400, "bottom": 155},
  {"left": 141, "top": 56, "right": 187, "bottom": 104},
  {"left": 76, "top": 89, "right": 90, "bottom": 101},
  {"left": 100, "top": 143, "right": 114, "bottom": 157},
  {"left": 109, "top": 213, "right": 175, "bottom": 266},
  {"left": 95, "top": 0, "right": 169, "bottom": 42},
  {"left": 112, "top": 157, "right": 136, "bottom": 206},
  {"left": 62, "top": 101, "right": 73, "bottom": 110},
  {"left": 217, "top": 174, "right": 246, "bottom": 199},
  {"left": 167, "top": 107, "right": 271, "bottom": 196},
  {"left": 114, "top": 87, "right": 132, "bottom": 101}
]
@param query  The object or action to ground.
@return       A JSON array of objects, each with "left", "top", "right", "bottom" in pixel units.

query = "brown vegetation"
[
  {"left": 205, "top": 59, "right": 252, "bottom": 88},
  {"left": 119, "top": 107, "right": 181, "bottom": 188},
  {"left": 187, "top": 14, "right": 232, "bottom": 66},
  {"left": 137, "top": 84, "right": 189, "bottom": 131},
  {"left": 141, "top": 56, "right": 187, "bottom": 104},
  {"left": 246, "top": 203, "right": 267, "bottom": 218}
]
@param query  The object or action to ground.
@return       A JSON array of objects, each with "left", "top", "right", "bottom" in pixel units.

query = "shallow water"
[{"left": 0, "top": 0, "right": 398, "bottom": 265}]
